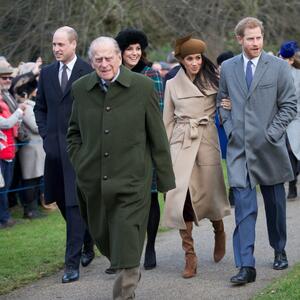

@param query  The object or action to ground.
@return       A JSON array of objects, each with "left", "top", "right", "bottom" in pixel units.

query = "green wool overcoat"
[{"left": 67, "top": 66, "right": 175, "bottom": 269}]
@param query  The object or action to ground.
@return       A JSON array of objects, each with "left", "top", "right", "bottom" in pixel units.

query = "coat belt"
[{"left": 175, "top": 116, "right": 212, "bottom": 148}]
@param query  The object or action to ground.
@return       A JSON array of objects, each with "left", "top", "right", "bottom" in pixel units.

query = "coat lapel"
[
  {"left": 247, "top": 52, "right": 269, "bottom": 98},
  {"left": 233, "top": 54, "right": 248, "bottom": 97},
  {"left": 62, "top": 58, "right": 83, "bottom": 98},
  {"left": 50, "top": 62, "right": 63, "bottom": 98}
]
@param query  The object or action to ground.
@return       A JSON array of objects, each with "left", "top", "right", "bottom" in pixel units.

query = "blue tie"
[{"left": 246, "top": 60, "right": 253, "bottom": 89}]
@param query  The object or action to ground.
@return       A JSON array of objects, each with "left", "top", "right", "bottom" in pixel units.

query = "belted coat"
[
  {"left": 67, "top": 66, "right": 175, "bottom": 269},
  {"left": 163, "top": 68, "right": 230, "bottom": 229}
]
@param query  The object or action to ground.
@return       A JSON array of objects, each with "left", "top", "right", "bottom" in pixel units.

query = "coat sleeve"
[
  {"left": 66, "top": 89, "right": 82, "bottom": 168},
  {"left": 23, "top": 104, "right": 39, "bottom": 134},
  {"left": 162, "top": 81, "right": 175, "bottom": 141},
  {"left": 34, "top": 68, "right": 47, "bottom": 139},
  {"left": 145, "top": 84, "right": 176, "bottom": 193},
  {"left": 0, "top": 108, "right": 23, "bottom": 129},
  {"left": 266, "top": 61, "right": 297, "bottom": 142},
  {"left": 216, "top": 65, "right": 233, "bottom": 138}
]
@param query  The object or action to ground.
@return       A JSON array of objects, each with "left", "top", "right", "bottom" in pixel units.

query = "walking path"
[{"left": 2, "top": 192, "right": 300, "bottom": 300}]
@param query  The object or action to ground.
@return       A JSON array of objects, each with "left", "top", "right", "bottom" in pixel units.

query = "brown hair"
[
  {"left": 234, "top": 17, "right": 264, "bottom": 37},
  {"left": 293, "top": 52, "right": 300, "bottom": 69}
]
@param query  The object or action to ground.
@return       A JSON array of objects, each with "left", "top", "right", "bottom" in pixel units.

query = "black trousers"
[{"left": 56, "top": 201, "right": 94, "bottom": 269}]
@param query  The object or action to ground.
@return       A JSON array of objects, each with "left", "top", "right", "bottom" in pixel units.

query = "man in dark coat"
[
  {"left": 34, "top": 26, "right": 94, "bottom": 283},
  {"left": 218, "top": 17, "right": 297, "bottom": 285},
  {"left": 67, "top": 36, "right": 176, "bottom": 299}
]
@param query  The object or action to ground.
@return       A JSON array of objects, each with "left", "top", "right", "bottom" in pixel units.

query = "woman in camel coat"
[{"left": 163, "top": 35, "right": 231, "bottom": 278}]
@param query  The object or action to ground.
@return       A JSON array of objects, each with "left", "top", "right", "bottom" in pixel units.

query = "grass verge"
[
  {"left": 253, "top": 263, "right": 300, "bottom": 299},
  {"left": 0, "top": 206, "right": 65, "bottom": 295}
]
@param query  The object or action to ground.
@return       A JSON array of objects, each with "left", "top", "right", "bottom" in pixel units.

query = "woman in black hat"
[{"left": 115, "top": 28, "right": 164, "bottom": 270}]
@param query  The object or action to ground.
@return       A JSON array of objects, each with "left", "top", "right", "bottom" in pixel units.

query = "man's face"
[
  {"left": 91, "top": 44, "right": 122, "bottom": 81},
  {"left": 0, "top": 75, "right": 13, "bottom": 91},
  {"left": 52, "top": 31, "right": 76, "bottom": 64},
  {"left": 237, "top": 26, "right": 263, "bottom": 59}
]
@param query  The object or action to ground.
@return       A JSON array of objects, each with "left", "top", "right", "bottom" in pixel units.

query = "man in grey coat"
[{"left": 217, "top": 17, "right": 297, "bottom": 285}]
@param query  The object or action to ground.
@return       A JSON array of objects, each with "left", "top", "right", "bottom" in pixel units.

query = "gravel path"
[{"left": 2, "top": 191, "right": 300, "bottom": 300}]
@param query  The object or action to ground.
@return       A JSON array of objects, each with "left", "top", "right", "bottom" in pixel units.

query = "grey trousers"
[{"left": 113, "top": 267, "right": 140, "bottom": 300}]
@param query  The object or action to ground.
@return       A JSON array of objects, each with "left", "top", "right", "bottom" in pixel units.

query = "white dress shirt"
[
  {"left": 242, "top": 53, "right": 261, "bottom": 76},
  {"left": 58, "top": 55, "right": 77, "bottom": 84}
]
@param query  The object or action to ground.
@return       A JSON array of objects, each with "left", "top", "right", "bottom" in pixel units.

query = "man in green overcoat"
[{"left": 67, "top": 36, "right": 175, "bottom": 299}]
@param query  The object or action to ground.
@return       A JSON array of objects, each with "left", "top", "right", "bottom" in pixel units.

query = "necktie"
[
  {"left": 61, "top": 64, "right": 68, "bottom": 92},
  {"left": 245, "top": 60, "right": 253, "bottom": 90}
]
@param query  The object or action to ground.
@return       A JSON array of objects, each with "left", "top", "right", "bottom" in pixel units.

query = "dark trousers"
[
  {"left": 0, "top": 160, "right": 14, "bottom": 224},
  {"left": 233, "top": 180, "right": 286, "bottom": 268},
  {"left": 56, "top": 201, "right": 94, "bottom": 269},
  {"left": 20, "top": 177, "right": 42, "bottom": 214},
  {"left": 183, "top": 190, "right": 194, "bottom": 222}
]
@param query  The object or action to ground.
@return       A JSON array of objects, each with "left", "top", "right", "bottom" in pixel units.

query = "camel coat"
[{"left": 163, "top": 68, "right": 230, "bottom": 229}]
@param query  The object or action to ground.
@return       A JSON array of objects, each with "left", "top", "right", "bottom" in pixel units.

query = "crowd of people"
[{"left": 0, "top": 15, "right": 300, "bottom": 300}]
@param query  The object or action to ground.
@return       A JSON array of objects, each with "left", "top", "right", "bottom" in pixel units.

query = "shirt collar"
[
  {"left": 59, "top": 55, "right": 77, "bottom": 71},
  {"left": 242, "top": 52, "right": 261, "bottom": 68}
]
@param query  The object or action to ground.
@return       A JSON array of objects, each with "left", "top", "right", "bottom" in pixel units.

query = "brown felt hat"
[{"left": 174, "top": 34, "right": 206, "bottom": 59}]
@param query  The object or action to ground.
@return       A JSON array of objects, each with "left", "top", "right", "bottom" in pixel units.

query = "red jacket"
[{"left": 0, "top": 100, "right": 17, "bottom": 160}]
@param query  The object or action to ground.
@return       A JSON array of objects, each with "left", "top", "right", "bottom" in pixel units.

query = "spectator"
[
  {"left": 0, "top": 63, "right": 25, "bottom": 229},
  {"left": 279, "top": 41, "right": 300, "bottom": 199},
  {"left": 16, "top": 62, "right": 47, "bottom": 219}
]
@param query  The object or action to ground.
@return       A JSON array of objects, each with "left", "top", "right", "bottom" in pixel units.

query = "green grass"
[
  {"left": 0, "top": 206, "right": 65, "bottom": 295},
  {"left": 253, "top": 263, "right": 300, "bottom": 299}
]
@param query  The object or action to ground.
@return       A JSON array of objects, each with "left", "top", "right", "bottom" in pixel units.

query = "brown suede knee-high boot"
[
  {"left": 211, "top": 219, "right": 226, "bottom": 263},
  {"left": 179, "top": 221, "right": 197, "bottom": 278}
]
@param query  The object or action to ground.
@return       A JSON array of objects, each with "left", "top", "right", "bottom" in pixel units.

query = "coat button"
[
  {"left": 104, "top": 129, "right": 110, "bottom": 134},
  {"left": 105, "top": 106, "right": 111, "bottom": 112},
  {"left": 103, "top": 175, "right": 108, "bottom": 180},
  {"left": 104, "top": 152, "right": 109, "bottom": 157}
]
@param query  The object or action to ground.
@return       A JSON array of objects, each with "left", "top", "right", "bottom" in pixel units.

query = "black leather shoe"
[
  {"left": 105, "top": 267, "right": 116, "bottom": 274},
  {"left": 81, "top": 251, "right": 95, "bottom": 267},
  {"left": 62, "top": 268, "right": 79, "bottom": 283},
  {"left": 273, "top": 250, "right": 288, "bottom": 270},
  {"left": 144, "top": 247, "right": 157, "bottom": 270},
  {"left": 230, "top": 267, "right": 256, "bottom": 285}
]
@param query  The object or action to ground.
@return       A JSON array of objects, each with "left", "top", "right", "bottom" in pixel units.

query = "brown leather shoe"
[{"left": 40, "top": 194, "right": 58, "bottom": 211}]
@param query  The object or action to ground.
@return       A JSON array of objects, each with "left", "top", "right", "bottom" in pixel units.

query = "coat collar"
[
  {"left": 172, "top": 68, "right": 216, "bottom": 99},
  {"left": 86, "top": 65, "right": 132, "bottom": 91}
]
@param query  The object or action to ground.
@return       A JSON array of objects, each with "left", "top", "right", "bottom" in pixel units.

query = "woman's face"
[
  {"left": 122, "top": 43, "right": 142, "bottom": 69},
  {"left": 181, "top": 53, "right": 202, "bottom": 80}
]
